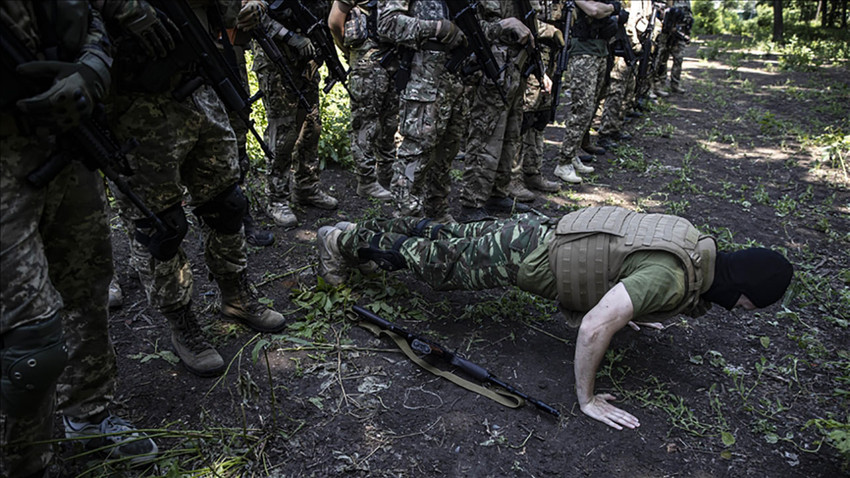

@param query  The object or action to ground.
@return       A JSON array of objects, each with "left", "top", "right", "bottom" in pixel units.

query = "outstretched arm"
[{"left": 574, "top": 282, "right": 640, "bottom": 430}]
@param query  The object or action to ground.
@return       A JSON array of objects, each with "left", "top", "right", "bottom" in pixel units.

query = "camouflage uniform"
[
  {"left": 378, "top": 0, "right": 469, "bottom": 220},
  {"left": 340, "top": 0, "right": 399, "bottom": 194},
  {"left": 338, "top": 214, "right": 552, "bottom": 290},
  {"left": 1, "top": 3, "right": 115, "bottom": 475},
  {"left": 516, "top": 1, "right": 564, "bottom": 186},
  {"left": 252, "top": 0, "right": 334, "bottom": 209},
  {"left": 556, "top": 4, "right": 610, "bottom": 169},
  {"left": 459, "top": 1, "right": 529, "bottom": 210},
  {"left": 597, "top": 55, "right": 633, "bottom": 137},
  {"left": 653, "top": 0, "right": 690, "bottom": 92}
]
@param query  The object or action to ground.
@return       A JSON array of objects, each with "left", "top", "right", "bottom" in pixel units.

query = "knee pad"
[
  {"left": 357, "top": 234, "right": 408, "bottom": 271},
  {"left": 533, "top": 111, "right": 549, "bottom": 132},
  {"left": 193, "top": 184, "right": 247, "bottom": 235},
  {"left": 1, "top": 313, "right": 68, "bottom": 417},
  {"left": 134, "top": 202, "right": 189, "bottom": 261}
]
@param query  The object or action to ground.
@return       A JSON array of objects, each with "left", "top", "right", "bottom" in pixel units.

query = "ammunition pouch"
[
  {"left": 134, "top": 202, "right": 189, "bottom": 261},
  {"left": 193, "top": 183, "right": 247, "bottom": 235},
  {"left": 357, "top": 233, "right": 408, "bottom": 271},
  {"left": 1, "top": 313, "right": 68, "bottom": 417}
]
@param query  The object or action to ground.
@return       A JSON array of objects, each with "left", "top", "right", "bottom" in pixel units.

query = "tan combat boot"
[
  {"left": 163, "top": 303, "right": 225, "bottom": 377},
  {"left": 217, "top": 272, "right": 287, "bottom": 333}
]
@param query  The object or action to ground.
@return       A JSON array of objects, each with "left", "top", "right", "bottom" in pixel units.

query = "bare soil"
[{"left": 61, "top": 36, "right": 849, "bottom": 477}]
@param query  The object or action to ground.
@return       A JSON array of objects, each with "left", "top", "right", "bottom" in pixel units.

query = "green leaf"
[
  {"left": 251, "top": 339, "right": 270, "bottom": 364},
  {"left": 722, "top": 431, "right": 736, "bottom": 446},
  {"left": 764, "top": 433, "right": 779, "bottom": 444},
  {"left": 159, "top": 350, "right": 180, "bottom": 365},
  {"left": 720, "top": 450, "right": 732, "bottom": 460},
  {"left": 690, "top": 355, "right": 704, "bottom": 365},
  {"left": 308, "top": 397, "right": 324, "bottom": 410},
  {"left": 760, "top": 336, "right": 770, "bottom": 349}
]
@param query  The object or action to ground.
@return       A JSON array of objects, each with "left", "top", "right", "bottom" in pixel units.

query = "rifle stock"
[
  {"left": 252, "top": 27, "right": 312, "bottom": 110},
  {"left": 443, "top": 0, "right": 507, "bottom": 103},
  {"left": 353, "top": 305, "right": 560, "bottom": 417}
]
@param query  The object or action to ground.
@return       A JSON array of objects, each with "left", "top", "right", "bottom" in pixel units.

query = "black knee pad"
[
  {"left": 134, "top": 202, "right": 189, "bottom": 261},
  {"left": 1, "top": 313, "right": 68, "bottom": 417},
  {"left": 193, "top": 184, "right": 247, "bottom": 235},
  {"left": 533, "top": 111, "right": 549, "bottom": 131},
  {"left": 357, "top": 234, "right": 408, "bottom": 271}
]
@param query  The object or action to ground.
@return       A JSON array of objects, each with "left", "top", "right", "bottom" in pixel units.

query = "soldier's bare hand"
[{"left": 580, "top": 393, "right": 640, "bottom": 430}]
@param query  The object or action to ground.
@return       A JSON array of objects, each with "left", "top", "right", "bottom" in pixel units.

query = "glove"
[
  {"left": 538, "top": 23, "right": 565, "bottom": 48},
  {"left": 112, "top": 1, "right": 180, "bottom": 59},
  {"left": 609, "top": 1, "right": 621, "bottom": 15},
  {"left": 237, "top": 0, "right": 266, "bottom": 31},
  {"left": 435, "top": 19, "right": 467, "bottom": 49},
  {"left": 284, "top": 31, "right": 317, "bottom": 58},
  {"left": 497, "top": 17, "right": 532, "bottom": 46},
  {"left": 16, "top": 60, "right": 105, "bottom": 131}
]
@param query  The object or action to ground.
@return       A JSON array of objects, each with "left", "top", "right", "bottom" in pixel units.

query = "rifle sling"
[{"left": 358, "top": 321, "right": 525, "bottom": 410}]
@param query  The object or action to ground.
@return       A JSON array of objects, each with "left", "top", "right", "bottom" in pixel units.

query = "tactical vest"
[{"left": 547, "top": 206, "right": 716, "bottom": 319}]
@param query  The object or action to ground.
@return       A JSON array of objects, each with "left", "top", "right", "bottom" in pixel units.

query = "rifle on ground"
[
  {"left": 515, "top": 0, "right": 546, "bottom": 83},
  {"left": 353, "top": 305, "right": 561, "bottom": 418},
  {"left": 0, "top": 20, "right": 168, "bottom": 239},
  {"left": 149, "top": 0, "right": 275, "bottom": 161},
  {"left": 549, "top": 0, "right": 573, "bottom": 122},
  {"left": 443, "top": 0, "right": 507, "bottom": 103},
  {"left": 251, "top": 26, "right": 311, "bottom": 110},
  {"left": 268, "top": 0, "right": 349, "bottom": 94}
]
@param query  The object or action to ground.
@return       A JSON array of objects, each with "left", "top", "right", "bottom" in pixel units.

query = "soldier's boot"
[
  {"left": 554, "top": 163, "right": 582, "bottom": 184},
  {"left": 524, "top": 173, "right": 561, "bottom": 193},
  {"left": 217, "top": 271, "right": 286, "bottom": 333},
  {"left": 458, "top": 206, "right": 494, "bottom": 223},
  {"left": 163, "top": 304, "right": 225, "bottom": 377},
  {"left": 243, "top": 212, "right": 274, "bottom": 247},
  {"left": 267, "top": 201, "right": 298, "bottom": 229},
  {"left": 424, "top": 200, "right": 456, "bottom": 225},
  {"left": 317, "top": 226, "right": 348, "bottom": 286},
  {"left": 507, "top": 179, "right": 537, "bottom": 203},
  {"left": 597, "top": 135, "right": 619, "bottom": 151},
  {"left": 64, "top": 412, "right": 158, "bottom": 465},
  {"left": 108, "top": 278, "right": 123, "bottom": 309},
  {"left": 356, "top": 181, "right": 393, "bottom": 201},
  {"left": 334, "top": 221, "right": 380, "bottom": 274},
  {"left": 572, "top": 156, "right": 595, "bottom": 174},
  {"left": 294, "top": 187, "right": 338, "bottom": 210},
  {"left": 377, "top": 165, "right": 394, "bottom": 190}
]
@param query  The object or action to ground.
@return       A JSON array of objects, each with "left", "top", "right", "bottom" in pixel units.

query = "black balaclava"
[{"left": 701, "top": 248, "right": 794, "bottom": 310}]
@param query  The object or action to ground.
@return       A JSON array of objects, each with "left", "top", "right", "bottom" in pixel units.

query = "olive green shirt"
[
  {"left": 518, "top": 233, "right": 687, "bottom": 319},
  {"left": 569, "top": 38, "right": 609, "bottom": 57}
]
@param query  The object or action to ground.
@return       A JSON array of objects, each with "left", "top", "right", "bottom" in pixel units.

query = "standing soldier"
[
  {"left": 328, "top": 0, "right": 397, "bottom": 202},
  {"left": 1, "top": 2, "right": 157, "bottom": 476},
  {"left": 101, "top": 0, "right": 286, "bottom": 378},
  {"left": 376, "top": 0, "right": 471, "bottom": 222},
  {"left": 597, "top": 0, "right": 640, "bottom": 150},
  {"left": 253, "top": 0, "right": 339, "bottom": 229},
  {"left": 510, "top": 0, "right": 566, "bottom": 202},
  {"left": 553, "top": 0, "right": 619, "bottom": 184},
  {"left": 651, "top": 0, "right": 691, "bottom": 95},
  {"left": 457, "top": 0, "right": 559, "bottom": 223}
]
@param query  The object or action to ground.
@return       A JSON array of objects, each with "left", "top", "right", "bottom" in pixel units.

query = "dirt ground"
[{"left": 60, "top": 36, "right": 848, "bottom": 477}]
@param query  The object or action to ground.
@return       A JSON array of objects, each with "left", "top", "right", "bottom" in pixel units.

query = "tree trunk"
[
  {"left": 773, "top": 0, "right": 784, "bottom": 43},
  {"left": 816, "top": 0, "right": 824, "bottom": 24},
  {"left": 842, "top": 0, "right": 847, "bottom": 29}
]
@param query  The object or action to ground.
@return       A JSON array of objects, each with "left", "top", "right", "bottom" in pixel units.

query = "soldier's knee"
[
  {"left": 1, "top": 313, "right": 68, "bottom": 417},
  {"left": 193, "top": 184, "right": 247, "bottom": 235},
  {"left": 134, "top": 202, "right": 189, "bottom": 261}
]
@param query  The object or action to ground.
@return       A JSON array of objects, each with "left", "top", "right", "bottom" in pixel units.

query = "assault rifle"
[
  {"left": 353, "top": 305, "right": 561, "bottom": 418},
  {"left": 612, "top": 11, "right": 637, "bottom": 67},
  {"left": 634, "top": 1, "right": 664, "bottom": 99},
  {"left": 268, "top": 0, "right": 349, "bottom": 94},
  {"left": 149, "top": 0, "right": 275, "bottom": 161},
  {"left": 251, "top": 27, "right": 311, "bottom": 110},
  {"left": 443, "top": 0, "right": 507, "bottom": 103},
  {"left": 515, "top": 0, "right": 546, "bottom": 83},
  {"left": 549, "top": 1, "right": 573, "bottom": 122},
  {"left": 0, "top": 21, "right": 172, "bottom": 248}
]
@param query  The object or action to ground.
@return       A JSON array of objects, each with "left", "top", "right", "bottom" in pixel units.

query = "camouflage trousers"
[
  {"left": 653, "top": 34, "right": 685, "bottom": 88},
  {"left": 1, "top": 128, "right": 115, "bottom": 476},
  {"left": 110, "top": 86, "right": 246, "bottom": 313},
  {"left": 558, "top": 54, "right": 608, "bottom": 164},
  {"left": 395, "top": 52, "right": 467, "bottom": 217},
  {"left": 349, "top": 48, "right": 399, "bottom": 185},
  {"left": 598, "top": 56, "right": 635, "bottom": 136},
  {"left": 515, "top": 49, "right": 555, "bottom": 179},
  {"left": 338, "top": 214, "right": 551, "bottom": 291},
  {"left": 460, "top": 46, "right": 526, "bottom": 208},
  {"left": 256, "top": 62, "right": 322, "bottom": 202}
]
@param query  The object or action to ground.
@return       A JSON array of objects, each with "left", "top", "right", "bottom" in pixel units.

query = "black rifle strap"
[{"left": 357, "top": 321, "right": 525, "bottom": 410}]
